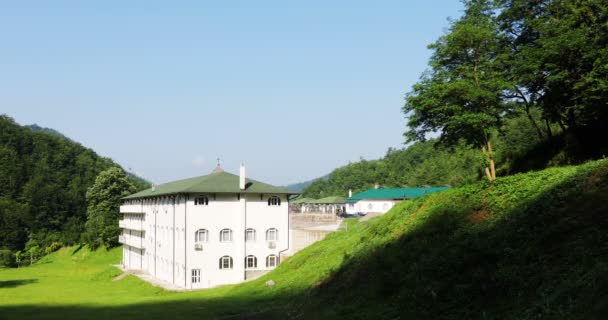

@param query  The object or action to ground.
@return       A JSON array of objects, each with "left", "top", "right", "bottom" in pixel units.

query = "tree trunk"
[
  {"left": 545, "top": 118, "right": 553, "bottom": 139},
  {"left": 482, "top": 139, "right": 497, "bottom": 182},
  {"left": 525, "top": 107, "right": 544, "bottom": 139},
  {"left": 515, "top": 87, "right": 543, "bottom": 139}
]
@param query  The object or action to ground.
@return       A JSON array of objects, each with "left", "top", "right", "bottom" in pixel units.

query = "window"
[
  {"left": 245, "top": 255, "right": 257, "bottom": 269},
  {"left": 368, "top": 203, "right": 373, "bottom": 211},
  {"left": 194, "top": 196, "right": 209, "bottom": 206},
  {"left": 266, "top": 255, "right": 279, "bottom": 268},
  {"left": 219, "top": 256, "right": 233, "bottom": 270},
  {"left": 268, "top": 196, "right": 281, "bottom": 206},
  {"left": 192, "top": 269, "right": 201, "bottom": 283},
  {"left": 195, "top": 229, "right": 209, "bottom": 243},
  {"left": 266, "top": 228, "right": 278, "bottom": 241},
  {"left": 220, "top": 229, "right": 233, "bottom": 242},
  {"left": 245, "top": 228, "right": 256, "bottom": 242}
]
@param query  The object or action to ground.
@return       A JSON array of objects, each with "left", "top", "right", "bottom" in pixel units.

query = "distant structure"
[
  {"left": 345, "top": 187, "right": 449, "bottom": 215},
  {"left": 291, "top": 196, "right": 346, "bottom": 215},
  {"left": 118, "top": 163, "right": 297, "bottom": 289}
]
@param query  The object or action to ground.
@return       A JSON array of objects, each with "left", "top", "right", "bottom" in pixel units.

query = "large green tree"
[
  {"left": 403, "top": 0, "right": 511, "bottom": 181},
  {"left": 498, "top": 0, "right": 608, "bottom": 148},
  {"left": 84, "top": 168, "right": 136, "bottom": 248}
]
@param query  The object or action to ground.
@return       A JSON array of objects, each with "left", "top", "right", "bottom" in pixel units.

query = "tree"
[
  {"left": 403, "top": 0, "right": 511, "bottom": 181},
  {"left": 84, "top": 167, "right": 136, "bottom": 248},
  {"left": 497, "top": 0, "right": 608, "bottom": 148}
]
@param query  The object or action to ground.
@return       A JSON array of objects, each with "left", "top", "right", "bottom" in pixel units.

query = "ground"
[{"left": 2, "top": 159, "right": 608, "bottom": 320}]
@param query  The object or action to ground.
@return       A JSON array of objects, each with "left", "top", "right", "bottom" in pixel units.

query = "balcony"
[
  {"left": 118, "top": 219, "right": 144, "bottom": 231},
  {"left": 119, "top": 234, "right": 144, "bottom": 249},
  {"left": 120, "top": 204, "right": 145, "bottom": 214}
]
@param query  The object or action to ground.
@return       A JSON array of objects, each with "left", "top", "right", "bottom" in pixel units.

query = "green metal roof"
[
  {"left": 123, "top": 170, "right": 295, "bottom": 199},
  {"left": 291, "top": 196, "right": 346, "bottom": 204},
  {"left": 346, "top": 187, "right": 449, "bottom": 203},
  {"left": 313, "top": 196, "right": 346, "bottom": 204},
  {"left": 292, "top": 197, "right": 313, "bottom": 204}
]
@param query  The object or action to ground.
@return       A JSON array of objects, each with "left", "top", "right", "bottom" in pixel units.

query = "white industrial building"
[
  {"left": 345, "top": 187, "right": 449, "bottom": 215},
  {"left": 119, "top": 164, "right": 295, "bottom": 290}
]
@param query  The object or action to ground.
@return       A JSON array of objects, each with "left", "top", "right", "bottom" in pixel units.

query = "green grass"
[{"left": 2, "top": 159, "right": 608, "bottom": 319}]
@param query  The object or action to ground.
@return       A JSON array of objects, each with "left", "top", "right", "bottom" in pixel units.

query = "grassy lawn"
[
  {"left": 2, "top": 159, "right": 608, "bottom": 319},
  {"left": 0, "top": 217, "right": 365, "bottom": 320}
]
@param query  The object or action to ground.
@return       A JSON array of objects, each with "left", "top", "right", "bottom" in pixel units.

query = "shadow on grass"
[
  {"left": 0, "top": 279, "right": 38, "bottom": 288},
  {"left": 301, "top": 162, "right": 608, "bottom": 319},
  {"left": 0, "top": 295, "right": 289, "bottom": 320}
]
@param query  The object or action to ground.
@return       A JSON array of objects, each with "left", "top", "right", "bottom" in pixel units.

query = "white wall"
[
  {"left": 120, "top": 193, "right": 289, "bottom": 289},
  {"left": 346, "top": 199, "right": 399, "bottom": 215}
]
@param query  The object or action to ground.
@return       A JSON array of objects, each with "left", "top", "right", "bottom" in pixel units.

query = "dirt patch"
[
  {"left": 583, "top": 166, "right": 608, "bottom": 192},
  {"left": 468, "top": 209, "right": 491, "bottom": 224}
]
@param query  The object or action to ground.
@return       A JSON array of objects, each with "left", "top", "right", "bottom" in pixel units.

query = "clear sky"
[{"left": 0, "top": 0, "right": 463, "bottom": 186}]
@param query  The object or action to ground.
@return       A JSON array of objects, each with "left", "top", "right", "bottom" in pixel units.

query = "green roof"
[
  {"left": 292, "top": 197, "right": 313, "bottom": 204},
  {"left": 124, "top": 170, "right": 295, "bottom": 199},
  {"left": 313, "top": 196, "right": 346, "bottom": 204},
  {"left": 291, "top": 196, "right": 346, "bottom": 204},
  {"left": 346, "top": 187, "right": 449, "bottom": 203}
]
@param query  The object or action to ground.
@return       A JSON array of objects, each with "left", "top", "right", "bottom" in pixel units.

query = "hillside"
[
  {"left": 1, "top": 159, "right": 607, "bottom": 319},
  {"left": 302, "top": 140, "right": 484, "bottom": 198},
  {"left": 25, "top": 124, "right": 74, "bottom": 142},
  {"left": 284, "top": 175, "right": 328, "bottom": 193},
  {"left": 0, "top": 115, "right": 149, "bottom": 253}
]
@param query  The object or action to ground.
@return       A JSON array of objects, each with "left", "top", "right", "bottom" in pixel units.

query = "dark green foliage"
[
  {"left": 84, "top": 168, "right": 136, "bottom": 248},
  {"left": 302, "top": 140, "right": 483, "bottom": 198},
  {"left": 0, "top": 249, "right": 15, "bottom": 267},
  {"left": 404, "top": 0, "right": 510, "bottom": 147},
  {"left": 0, "top": 115, "right": 148, "bottom": 254},
  {"left": 498, "top": 0, "right": 608, "bottom": 139},
  {"left": 404, "top": 0, "right": 608, "bottom": 179}
]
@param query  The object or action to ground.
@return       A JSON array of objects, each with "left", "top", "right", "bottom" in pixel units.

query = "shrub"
[{"left": 0, "top": 249, "right": 15, "bottom": 267}]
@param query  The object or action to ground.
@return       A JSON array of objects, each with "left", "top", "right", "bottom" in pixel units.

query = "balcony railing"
[
  {"left": 118, "top": 219, "right": 144, "bottom": 231},
  {"left": 120, "top": 204, "right": 145, "bottom": 214},
  {"left": 119, "top": 234, "right": 144, "bottom": 249}
]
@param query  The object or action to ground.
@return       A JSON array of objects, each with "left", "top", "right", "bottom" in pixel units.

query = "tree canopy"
[
  {"left": 0, "top": 115, "right": 147, "bottom": 258},
  {"left": 403, "top": 0, "right": 608, "bottom": 180},
  {"left": 84, "top": 168, "right": 136, "bottom": 248}
]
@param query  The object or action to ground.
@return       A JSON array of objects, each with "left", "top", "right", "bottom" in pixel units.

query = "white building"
[
  {"left": 345, "top": 187, "right": 449, "bottom": 215},
  {"left": 119, "top": 164, "right": 295, "bottom": 290}
]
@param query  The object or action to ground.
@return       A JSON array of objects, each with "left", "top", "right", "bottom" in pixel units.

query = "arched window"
[
  {"left": 245, "top": 255, "right": 257, "bottom": 269},
  {"left": 266, "top": 228, "right": 278, "bottom": 241},
  {"left": 194, "top": 196, "right": 209, "bottom": 206},
  {"left": 266, "top": 255, "right": 279, "bottom": 268},
  {"left": 367, "top": 203, "right": 373, "bottom": 211},
  {"left": 220, "top": 229, "right": 233, "bottom": 242},
  {"left": 219, "top": 256, "right": 233, "bottom": 270},
  {"left": 268, "top": 196, "right": 281, "bottom": 206},
  {"left": 245, "top": 228, "right": 256, "bottom": 242},
  {"left": 195, "top": 229, "right": 208, "bottom": 243}
]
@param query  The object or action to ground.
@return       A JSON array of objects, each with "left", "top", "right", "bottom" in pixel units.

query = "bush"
[
  {"left": 44, "top": 242, "right": 62, "bottom": 255},
  {"left": 0, "top": 249, "right": 15, "bottom": 267}
]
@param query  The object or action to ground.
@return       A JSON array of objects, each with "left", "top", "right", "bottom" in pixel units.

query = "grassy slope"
[{"left": 1, "top": 160, "right": 607, "bottom": 319}]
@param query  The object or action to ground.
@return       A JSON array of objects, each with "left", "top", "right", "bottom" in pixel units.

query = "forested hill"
[
  {"left": 25, "top": 124, "right": 74, "bottom": 143},
  {"left": 302, "top": 140, "right": 483, "bottom": 198},
  {"left": 0, "top": 115, "right": 148, "bottom": 252}
]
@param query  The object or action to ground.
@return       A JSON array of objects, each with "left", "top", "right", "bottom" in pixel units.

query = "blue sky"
[{"left": 1, "top": 0, "right": 463, "bottom": 186}]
